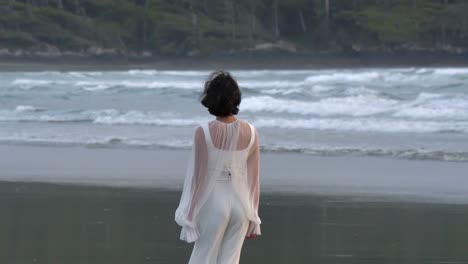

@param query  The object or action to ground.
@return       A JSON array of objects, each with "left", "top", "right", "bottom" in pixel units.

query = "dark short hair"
[{"left": 200, "top": 70, "right": 241, "bottom": 116}]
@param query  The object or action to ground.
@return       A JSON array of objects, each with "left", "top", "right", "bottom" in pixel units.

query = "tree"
[
  {"left": 273, "top": 0, "right": 279, "bottom": 38},
  {"left": 324, "top": 0, "right": 329, "bottom": 20}
]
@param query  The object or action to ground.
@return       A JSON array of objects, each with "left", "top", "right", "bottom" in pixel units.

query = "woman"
[{"left": 175, "top": 70, "right": 261, "bottom": 264}]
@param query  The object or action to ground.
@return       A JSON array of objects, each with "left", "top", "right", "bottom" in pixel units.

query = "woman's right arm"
[
  {"left": 187, "top": 126, "right": 208, "bottom": 221},
  {"left": 175, "top": 125, "right": 208, "bottom": 243}
]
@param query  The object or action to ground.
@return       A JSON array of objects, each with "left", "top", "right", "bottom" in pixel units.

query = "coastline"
[
  {"left": 1, "top": 51, "right": 468, "bottom": 72},
  {"left": 1, "top": 144, "right": 468, "bottom": 203}
]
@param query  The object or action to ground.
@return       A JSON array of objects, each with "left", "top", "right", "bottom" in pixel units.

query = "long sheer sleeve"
[
  {"left": 175, "top": 125, "right": 208, "bottom": 243},
  {"left": 246, "top": 126, "right": 261, "bottom": 236},
  {"left": 187, "top": 126, "right": 208, "bottom": 221}
]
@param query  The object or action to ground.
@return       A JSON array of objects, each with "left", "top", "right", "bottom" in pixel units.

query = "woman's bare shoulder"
[
  {"left": 193, "top": 124, "right": 205, "bottom": 140},
  {"left": 240, "top": 118, "right": 255, "bottom": 127},
  {"left": 244, "top": 120, "right": 257, "bottom": 133}
]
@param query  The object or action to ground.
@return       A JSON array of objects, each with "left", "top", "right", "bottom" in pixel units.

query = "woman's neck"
[{"left": 215, "top": 115, "right": 237, "bottom": 123}]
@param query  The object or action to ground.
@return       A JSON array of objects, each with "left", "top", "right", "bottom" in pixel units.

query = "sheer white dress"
[{"left": 175, "top": 118, "right": 261, "bottom": 264}]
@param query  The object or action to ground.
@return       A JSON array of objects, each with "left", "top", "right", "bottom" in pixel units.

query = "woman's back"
[
  {"left": 205, "top": 119, "right": 254, "bottom": 152},
  {"left": 201, "top": 119, "right": 256, "bottom": 176}
]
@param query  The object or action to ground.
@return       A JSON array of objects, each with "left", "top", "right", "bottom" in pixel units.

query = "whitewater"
[{"left": 1, "top": 67, "right": 468, "bottom": 162}]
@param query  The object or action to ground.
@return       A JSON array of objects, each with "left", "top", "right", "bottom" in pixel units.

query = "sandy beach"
[
  {"left": 2, "top": 145, "right": 468, "bottom": 202},
  {"left": 1, "top": 145, "right": 468, "bottom": 263}
]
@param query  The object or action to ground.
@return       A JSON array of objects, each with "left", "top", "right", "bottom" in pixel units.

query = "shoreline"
[
  {"left": 1, "top": 178, "right": 467, "bottom": 207},
  {"left": 1, "top": 144, "right": 468, "bottom": 204},
  {"left": 1, "top": 52, "right": 468, "bottom": 71}
]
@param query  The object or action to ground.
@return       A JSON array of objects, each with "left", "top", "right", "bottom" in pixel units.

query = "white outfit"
[
  {"left": 188, "top": 173, "right": 250, "bottom": 263},
  {"left": 175, "top": 118, "right": 261, "bottom": 264}
]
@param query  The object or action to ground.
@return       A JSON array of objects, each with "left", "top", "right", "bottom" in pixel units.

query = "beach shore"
[
  {"left": 2, "top": 145, "right": 468, "bottom": 203},
  {"left": 1, "top": 145, "right": 468, "bottom": 263}
]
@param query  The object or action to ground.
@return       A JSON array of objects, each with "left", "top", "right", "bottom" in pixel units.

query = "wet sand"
[
  {"left": 0, "top": 181, "right": 467, "bottom": 264},
  {"left": 2, "top": 145, "right": 468, "bottom": 203},
  {"left": 1, "top": 145, "right": 468, "bottom": 263}
]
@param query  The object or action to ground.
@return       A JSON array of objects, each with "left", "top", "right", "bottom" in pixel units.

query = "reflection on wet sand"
[{"left": 0, "top": 181, "right": 467, "bottom": 264}]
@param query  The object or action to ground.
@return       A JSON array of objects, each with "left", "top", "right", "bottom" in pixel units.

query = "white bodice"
[{"left": 202, "top": 122, "right": 255, "bottom": 181}]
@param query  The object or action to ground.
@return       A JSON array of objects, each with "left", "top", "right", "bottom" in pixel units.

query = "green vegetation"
[{"left": 0, "top": 0, "right": 467, "bottom": 56}]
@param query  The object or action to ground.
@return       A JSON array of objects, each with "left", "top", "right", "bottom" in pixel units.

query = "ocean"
[{"left": 1, "top": 67, "right": 468, "bottom": 162}]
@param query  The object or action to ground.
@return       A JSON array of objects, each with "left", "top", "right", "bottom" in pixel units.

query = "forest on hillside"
[{"left": 1, "top": 0, "right": 467, "bottom": 57}]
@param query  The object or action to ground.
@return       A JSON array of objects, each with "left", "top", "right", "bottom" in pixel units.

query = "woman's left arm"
[{"left": 246, "top": 126, "right": 261, "bottom": 238}]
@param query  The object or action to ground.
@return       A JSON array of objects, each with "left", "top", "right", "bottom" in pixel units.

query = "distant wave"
[
  {"left": 265, "top": 145, "right": 468, "bottom": 162},
  {"left": 95, "top": 112, "right": 468, "bottom": 134},
  {"left": 10, "top": 78, "right": 202, "bottom": 91},
  {"left": 253, "top": 117, "right": 468, "bottom": 133},
  {"left": 0, "top": 107, "right": 117, "bottom": 123},
  {"left": 243, "top": 93, "right": 468, "bottom": 120},
  {"left": 304, "top": 71, "right": 381, "bottom": 83},
  {"left": 127, "top": 70, "right": 208, "bottom": 76},
  {"left": 1, "top": 135, "right": 467, "bottom": 162},
  {"left": 1, "top": 106, "right": 467, "bottom": 134},
  {"left": 241, "top": 95, "right": 399, "bottom": 116},
  {"left": 14, "top": 105, "right": 45, "bottom": 112},
  {"left": 0, "top": 135, "right": 193, "bottom": 150},
  {"left": 0, "top": 107, "right": 209, "bottom": 126},
  {"left": 431, "top": 68, "right": 468, "bottom": 75},
  {"left": 8, "top": 78, "right": 310, "bottom": 91},
  {"left": 94, "top": 111, "right": 206, "bottom": 126},
  {"left": 394, "top": 93, "right": 468, "bottom": 120},
  {"left": 7, "top": 68, "right": 468, "bottom": 95},
  {"left": 16, "top": 68, "right": 468, "bottom": 78},
  {"left": 11, "top": 79, "right": 65, "bottom": 90},
  {"left": 125, "top": 69, "right": 327, "bottom": 77}
]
